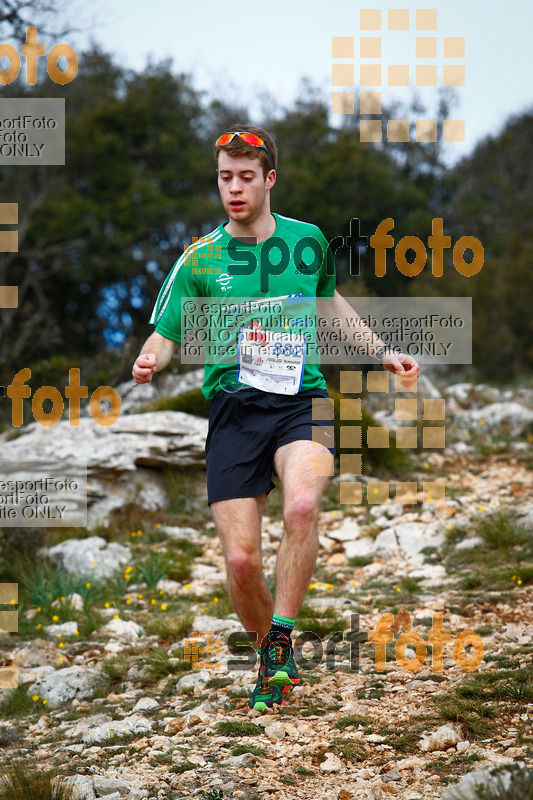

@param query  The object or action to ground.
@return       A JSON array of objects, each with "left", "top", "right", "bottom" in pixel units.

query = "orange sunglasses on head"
[{"left": 215, "top": 131, "right": 274, "bottom": 169}]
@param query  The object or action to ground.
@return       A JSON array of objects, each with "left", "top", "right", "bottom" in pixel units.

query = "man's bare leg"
[
  {"left": 210, "top": 494, "right": 272, "bottom": 648},
  {"left": 273, "top": 440, "right": 332, "bottom": 619}
]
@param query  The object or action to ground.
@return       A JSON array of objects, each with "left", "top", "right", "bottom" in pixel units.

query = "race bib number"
[{"left": 237, "top": 326, "right": 306, "bottom": 395}]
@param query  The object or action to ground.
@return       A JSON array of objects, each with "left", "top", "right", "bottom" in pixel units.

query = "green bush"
[{"left": 141, "top": 388, "right": 210, "bottom": 417}]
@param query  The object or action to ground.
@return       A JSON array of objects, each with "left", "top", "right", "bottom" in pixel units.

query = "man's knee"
[
  {"left": 283, "top": 489, "right": 319, "bottom": 528},
  {"left": 226, "top": 548, "right": 262, "bottom": 584}
]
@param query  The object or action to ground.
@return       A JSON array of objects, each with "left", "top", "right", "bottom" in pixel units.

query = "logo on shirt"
[{"left": 216, "top": 272, "right": 233, "bottom": 292}]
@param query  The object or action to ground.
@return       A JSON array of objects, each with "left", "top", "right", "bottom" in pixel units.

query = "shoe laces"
[{"left": 266, "top": 633, "right": 292, "bottom": 666}]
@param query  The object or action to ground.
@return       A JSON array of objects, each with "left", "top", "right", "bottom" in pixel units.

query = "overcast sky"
[{"left": 69, "top": 0, "right": 532, "bottom": 163}]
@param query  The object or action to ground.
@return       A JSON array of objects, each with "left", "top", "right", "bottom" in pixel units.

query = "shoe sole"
[
  {"left": 267, "top": 670, "right": 300, "bottom": 687},
  {"left": 249, "top": 697, "right": 285, "bottom": 711},
  {"left": 248, "top": 684, "right": 293, "bottom": 711}
]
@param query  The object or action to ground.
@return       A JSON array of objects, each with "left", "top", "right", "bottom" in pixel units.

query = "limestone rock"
[
  {"left": 420, "top": 724, "right": 461, "bottom": 752},
  {"left": 27, "top": 666, "right": 101, "bottom": 706},
  {"left": 11, "top": 639, "right": 60, "bottom": 668},
  {"left": 264, "top": 721, "right": 286, "bottom": 741},
  {"left": 111, "top": 368, "right": 204, "bottom": 415},
  {"left": 176, "top": 669, "right": 211, "bottom": 692},
  {"left": 93, "top": 776, "right": 132, "bottom": 796},
  {"left": 320, "top": 753, "right": 343, "bottom": 773},
  {"left": 328, "top": 519, "right": 361, "bottom": 541},
  {"left": 65, "top": 713, "right": 114, "bottom": 740},
  {"left": 131, "top": 697, "right": 159, "bottom": 713},
  {"left": 82, "top": 715, "right": 153, "bottom": 744},
  {"left": 2, "top": 410, "right": 208, "bottom": 529},
  {"left": 99, "top": 618, "right": 144, "bottom": 640},
  {"left": 41, "top": 535, "right": 131, "bottom": 581},
  {"left": 456, "top": 402, "right": 533, "bottom": 437},
  {"left": 52, "top": 775, "right": 95, "bottom": 800},
  {"left": 190, "top": 614, "right": 240, "bottom": 635},
  {"left": 164, "top": 716, "right": 187, "bottom": 734},
  {"left": 44, "top": 621, "right": 79, "bottom": 637},
  {"left": 440, "top": 762, "right": 528, "bottom": 800}
]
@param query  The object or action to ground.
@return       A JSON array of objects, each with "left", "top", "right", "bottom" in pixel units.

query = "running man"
[{"left": 132, "top": 124, "right": 419, "bottom": 711}]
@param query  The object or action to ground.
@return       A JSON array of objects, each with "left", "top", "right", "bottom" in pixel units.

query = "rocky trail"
[{"left": 0, "top": 373, "right": 532, "bottom": 799}]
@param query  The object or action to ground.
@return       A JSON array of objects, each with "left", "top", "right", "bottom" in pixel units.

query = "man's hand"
[
  {"left": 132, "top": 353, "right": 157, "bottom": 384},
  {"left": 382, "top": 352, "right": 420, "bottom": 388}
]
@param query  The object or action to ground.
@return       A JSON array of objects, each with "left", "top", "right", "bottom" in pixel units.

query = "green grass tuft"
[
  {"left": 0, "top": 757, "right": 77, "bottom": 799},
  {"left": 335, "top": 714, "right": 373, "bottom": 731},
  {"left": 215, "top": 720, "right": 263, "bottom": 737}
]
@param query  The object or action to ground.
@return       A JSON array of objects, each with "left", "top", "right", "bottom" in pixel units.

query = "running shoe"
[
  {"left": 248, "top": 658, "right": 291, "bottom": 711},
  {"left": 261, "top": 631, "right": 300, "bottom": 688}
]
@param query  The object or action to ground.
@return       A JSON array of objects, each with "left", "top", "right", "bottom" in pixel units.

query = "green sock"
[{"left": 270, "top": 613, "right": 295, "bottom": 636}]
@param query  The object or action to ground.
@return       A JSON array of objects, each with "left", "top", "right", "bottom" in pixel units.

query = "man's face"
[{"left": 217, "top": 151, "right": 275, "bottom": 224}]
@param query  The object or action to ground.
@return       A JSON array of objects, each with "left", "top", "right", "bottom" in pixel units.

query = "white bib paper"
[{"left": 236, "top": 325, "right": 306, "bottom": 395}]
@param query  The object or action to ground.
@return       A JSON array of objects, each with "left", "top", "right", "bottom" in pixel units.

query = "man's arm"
[
  {"left": 132, "top": 331, "right": 179, "bottom": 384},
  {"left": 317, "top": 290, "right": 420, "bottom": 387},
  {"left": 318, "top": 291, "right": 387, "bottom": 358}
]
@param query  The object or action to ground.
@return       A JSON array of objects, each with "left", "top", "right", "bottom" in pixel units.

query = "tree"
[
  {"left": 0, "top": 49, "right": 219, "bottom": 371},
  {"left": 0, "top": 0, "right": 75, "bottom": 40},
  {"left": 416, "top": 108, "right": 533, "bottom": 378}
]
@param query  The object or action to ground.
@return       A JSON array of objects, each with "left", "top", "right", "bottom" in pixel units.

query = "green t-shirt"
[{"left": 150, "top": 212, "right": 336, "bottom": 400}]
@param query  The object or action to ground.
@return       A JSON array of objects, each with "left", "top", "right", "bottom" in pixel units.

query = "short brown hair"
[{"left": 214, "top": 123, "right": 277, "bottom": 179}]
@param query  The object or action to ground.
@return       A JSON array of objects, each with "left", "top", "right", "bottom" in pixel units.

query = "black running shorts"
[{"left": 205, "top": 387, "right": 335, "bottom": 505}]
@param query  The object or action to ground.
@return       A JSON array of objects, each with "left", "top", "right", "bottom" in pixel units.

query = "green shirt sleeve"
[{"left": 149, "top": 254, "right": 202, "bottom": 343}]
